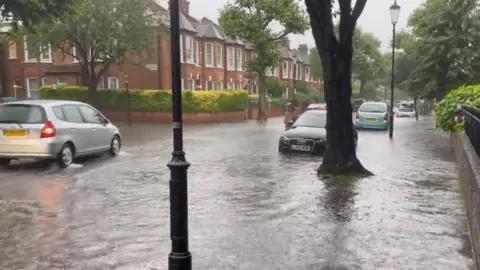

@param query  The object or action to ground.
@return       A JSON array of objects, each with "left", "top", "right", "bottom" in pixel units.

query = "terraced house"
[{"left": 0, "top": 0, "right": 320, "bottom": 98}]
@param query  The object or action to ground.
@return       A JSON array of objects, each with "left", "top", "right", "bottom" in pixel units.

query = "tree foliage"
[
  {"left": 402, "top": 0, "right": 480, "bottom": 99},
  {"left": 309, "top": 47, "right": 322, "bottom": 81},
  {"left": 23, "top": 0, "right": 162, "bottom": 99},
  {"left": 1, "top": 0, "right": 73, "bottom": 28},
  {"left": 219, "top": 0, "right": 309, "bottom": 120},
  {"left": 351, "top": 28, "right": 385, "bottom": 97}
]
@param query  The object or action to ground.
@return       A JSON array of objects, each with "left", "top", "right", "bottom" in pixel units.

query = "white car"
[{"left": 396, "top": 102, "right": 415, "bottom": 117}]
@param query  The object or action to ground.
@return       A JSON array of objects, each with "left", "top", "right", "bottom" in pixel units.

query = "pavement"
[{"left": 0, "top": 116, "right": 473, "bottom": 269}]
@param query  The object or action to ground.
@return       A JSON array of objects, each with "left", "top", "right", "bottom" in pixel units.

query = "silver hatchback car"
[{"left": 0, "top": 99, "right": 122, "bottom": 168}]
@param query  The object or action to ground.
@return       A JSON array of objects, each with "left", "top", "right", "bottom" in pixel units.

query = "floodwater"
[{"left": 0, "top": 116, "right": 473, "bottom": 269}]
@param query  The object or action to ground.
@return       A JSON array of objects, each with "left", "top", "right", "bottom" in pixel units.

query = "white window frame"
[
  {"left": 216, "top": 81, "right": 223, "bottom": 90},
  {"left": 185, "top": 36, "right": 194, "bottom": 64},
  {"left": 235, "top": 48, "right": 242, "bottom": 71},
  {"left": 206, "top": 80, "right": 214, "bottom": 90},
  {"left": 24, "top": 36, "right": 37, "bottom": 62},
  {"left": 227, "top": 82, "right": 235, "bottom": 89},
  {"left": 40, "top": 44, "right": 52, "bottom": 62},
  {"left": 266, "top": 68, "right": 272, "bottom": 76},
  {"left": 187, "top": 79, "right": 195, "bottom": 91},
  {"left": 26, "top": 77, "right": 40, "bottom": 98},
  {"left": 215, "top": 44, "right": 223, "bottom": 68},
  {"left": 227, "top": 47, "right": 235, "bottom": 70},
  {"left": 9, "top": 41, "right": 17, "bottom": 59},
  {"left": 180, "top": 35, "right": 184, "bottom": 63},
  {"left": 41, "top": 78, "right": 48, "bottom": 86},
  {"left": 56, "top": 77, "right": 67, "bottom": 86},
  {"left": 108, "top": 77, "right": 119, "bottom": 89},
  {"left": 295, "top": 64, "right": 300, "bottom": 80},
  {"left": 305, "top": 67, "right": 310, "bottom": 82},
  {"left": 204, "top": 42, "right": 214, "bottom": 67},
  {"left": 194, "top": 41, "right": 200, "bottom": 65},
  {"left": 273, "top": 67, "right": 279, "bottom": 76},
  {"left": 282, "top": 61, "right": 289, "bottom": 79},
  {"left": 72, "top": 44, "right": 92, "bottom": 63}
]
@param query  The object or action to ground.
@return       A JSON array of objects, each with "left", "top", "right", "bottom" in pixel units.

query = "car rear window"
[
  {"left": 359, "top": 104, "right": 386, "bottom": 113},
  {"left": 293, "top": 111, "right": 327, "bottom": 128},
  {"left": 0, "top": 104, "right": 47, "bottom": 124}
]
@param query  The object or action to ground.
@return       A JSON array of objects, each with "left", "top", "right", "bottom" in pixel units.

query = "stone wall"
[{"left": 451, "top": 132, "right": 480, "bottom": 269}]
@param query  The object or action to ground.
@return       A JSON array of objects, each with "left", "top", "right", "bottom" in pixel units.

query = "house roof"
[
  {"left": 291, "top": 49, "right": 310, "bottom": 65},
  {"left": 179, "top": 12, "right": 197, "bottom": 32},
  {"left": 278, "top": 46, "right": 293, "bottom": 59},
  {"left": 195, "top": 23, "right": 225, "bottom": 40}
]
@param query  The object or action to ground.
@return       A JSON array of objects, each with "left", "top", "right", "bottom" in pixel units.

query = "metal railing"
[{"left": 462, "top": 105, "right": 480, "bottom": 157}]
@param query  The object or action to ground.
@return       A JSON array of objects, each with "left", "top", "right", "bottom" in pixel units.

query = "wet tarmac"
[{"left": 0, "top": 116, "right": 473, "bottom": 269}]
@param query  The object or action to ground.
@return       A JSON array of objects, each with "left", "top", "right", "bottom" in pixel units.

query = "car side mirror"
[{"left": 102, "top": 118, "right": 110, "bottom": 125}]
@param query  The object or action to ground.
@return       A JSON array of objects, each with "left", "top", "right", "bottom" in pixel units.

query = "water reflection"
[{"left": 321, "top": 176, "right": 358, "bottom": 223}]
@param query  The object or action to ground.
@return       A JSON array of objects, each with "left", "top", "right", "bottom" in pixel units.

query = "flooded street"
[{"left": 0, "top": 116, "right": 473, "bottom": 269}]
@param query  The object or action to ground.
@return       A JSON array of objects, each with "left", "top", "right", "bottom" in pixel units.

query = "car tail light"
[
  {"left": 384, "top": 113, "right": 388, "bottom": 121},
  {"left": 40, "top": 121, "right": 56, "bottom": 138},
  {"left": 355, "top": 112, "right": 359, "bottom": 119}
]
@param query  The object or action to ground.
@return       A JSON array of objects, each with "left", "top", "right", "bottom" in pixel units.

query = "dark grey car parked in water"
[{"left": 279, "top": 110, "right": 358, "bottom": 155}]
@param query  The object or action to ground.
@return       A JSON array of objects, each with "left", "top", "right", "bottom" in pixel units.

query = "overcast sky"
[{"left": 158, "top": 0, "right": 425, "bottom": 51}]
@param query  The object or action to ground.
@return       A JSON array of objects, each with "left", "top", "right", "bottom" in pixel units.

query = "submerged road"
[{"left": 0, "top": 116, "right": 473, "bottom": 269}]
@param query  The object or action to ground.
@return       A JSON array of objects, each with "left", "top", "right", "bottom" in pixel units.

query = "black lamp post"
[
  {"left": 167, "top": 0, "right": 191, "bottom": 269},
  {"left": 389, "top": 0, "right": 400, "bottom": 139}
]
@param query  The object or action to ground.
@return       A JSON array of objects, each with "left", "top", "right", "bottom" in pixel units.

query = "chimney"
[
  {"left": 298, "top": 44, "right": 308, "bottom": 54},
  {"left": 179, "top": 0, "right": 190, "bottom": 15},
  {"left": 279, "top": 37, "right": 290, "bottom": 49}
]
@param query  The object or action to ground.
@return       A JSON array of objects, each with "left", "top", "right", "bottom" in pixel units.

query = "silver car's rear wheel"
[{"left": 57, "top": 144, "right": 74, "bottom": 168}]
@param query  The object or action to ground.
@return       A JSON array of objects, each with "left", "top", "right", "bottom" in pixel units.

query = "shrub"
[
  {"left": 39, "top": 86, "right": 249, "bottom": 113},
  {"left": 270, "top": 97, "right": 287, "bottom": 108},
  {"left": 265, "top": 79, "right": 286, "bottom": 98},
  {"left": 435, "top": 85, "right": 480, "bottom": 132}
]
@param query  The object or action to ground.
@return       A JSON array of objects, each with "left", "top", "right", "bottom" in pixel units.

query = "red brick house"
[{"left": 0, "top": 0, "right": 320, "bottom": 98}]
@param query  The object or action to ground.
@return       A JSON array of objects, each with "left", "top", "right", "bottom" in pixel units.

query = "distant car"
[
  {"left": 279, "top": 110, "right": 357, "bottom": 154},
  {"left": 0, "top": 100, "right": 122, "bottom": 168},
  {"left": 352, "top": 99, "right": 365, "bottom": 112},
  {"left": 397, "top": 102, "right": 415, "bottom": 117},
  {"left": 306, "top": 103, "right": 326, "bottom": 110},
  {"left": 354, "top": 102, "right": 390, "bottom": 130}
]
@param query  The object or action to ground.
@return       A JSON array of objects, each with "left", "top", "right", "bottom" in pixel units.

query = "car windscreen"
[
  {"left": 293, "top": 111, "right": 326, "bottom": 128},
  {"left": 0, "top": 104, "right": 47, "bottom": 124},
  {"left": 400, "top": 103, "right": 415, "bottom": 109},
  {"left": 359, "top": 103, "right": 386, "bottom": 113}
]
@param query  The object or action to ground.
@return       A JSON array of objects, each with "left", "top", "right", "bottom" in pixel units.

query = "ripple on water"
[{"left": 7, "top": 116, "right": 472, "bottom": 269}]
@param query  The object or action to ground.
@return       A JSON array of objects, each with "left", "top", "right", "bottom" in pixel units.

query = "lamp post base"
[{"left": 168, "top": 252, "right": 192, "bottom": 270}]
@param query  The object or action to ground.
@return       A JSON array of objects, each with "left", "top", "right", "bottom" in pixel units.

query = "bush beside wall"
[
  {"left": 435, "top": 85, "right": 480, "bottom": 132},
  {"left": 39, "top": 86, "right": 249, "bottom": 113}
]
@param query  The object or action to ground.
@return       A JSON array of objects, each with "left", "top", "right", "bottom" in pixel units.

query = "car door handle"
[{"left": 91, "top": 128, "right": 96, "bottom": 130}]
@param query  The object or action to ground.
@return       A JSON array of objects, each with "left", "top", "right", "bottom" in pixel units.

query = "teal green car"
[{"left": 354, "top": 102, "right": 390, "bottom": 130}]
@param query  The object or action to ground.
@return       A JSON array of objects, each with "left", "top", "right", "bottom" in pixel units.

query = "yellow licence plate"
[
  {"left": 365, "top": 118, "right": 376, "bottom": 122},
  {"left": 3, "top": 130, "right": 28, "bottom": 137}
]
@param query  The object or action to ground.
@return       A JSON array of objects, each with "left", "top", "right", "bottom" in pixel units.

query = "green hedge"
[
  {"left": 435, "top": 85, "right": 480, "bottom": 132},
  {"left": 39, "top": 86, "right": 249, "bottom": 113}
]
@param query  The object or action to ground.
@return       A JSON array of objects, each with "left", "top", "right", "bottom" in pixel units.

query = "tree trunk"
[
  {"left": 413, "top": 96, "right": 418, "bottom": 121},
  {"left": 0, "top": 41, "right": 8, "bottom": 97},
  {"left": 319, "top": 59, "right": 371, "bottom": 176},
  {"left": 306, "top": 0, "right": 370, "bottom": 176},
  {"left": 359, "top": 78, "right": 367, "bottom": 99},
  {"left": 257, "top": 75, "right": 268, "bottom": 121}
]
